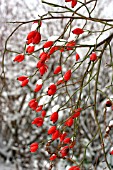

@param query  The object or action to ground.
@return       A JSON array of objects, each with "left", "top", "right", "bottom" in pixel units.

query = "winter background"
[{"left": 0, "top": 0, "right": 113, "bottom": 169}]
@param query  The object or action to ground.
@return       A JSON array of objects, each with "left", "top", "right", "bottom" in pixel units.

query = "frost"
[
  {"left": 36, "top": 79, "right": 43, "bottom": 85},
  {"left": 52, "top": 105, "right": 60, "bottom": 112},
  {"left": 109, "top": 120, "right": 113, "bottom": 127}
]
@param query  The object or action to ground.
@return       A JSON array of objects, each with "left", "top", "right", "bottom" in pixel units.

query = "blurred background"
[{"left": 0, "top": 0, "right": 113, "bottom": 169}]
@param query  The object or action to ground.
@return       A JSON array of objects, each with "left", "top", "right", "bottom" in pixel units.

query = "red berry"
[
  {"left": 50, "top": 154, "right": 57, "bottom": 161},
  {"left": 43, "top": 41, "right": 54, "bottom": 48},
  {"left": 71, "top": 0, "right": 77, "bottom": 8},
  {"left": 106, "top": 100, "right": 112, "bottom": 107},
  {"left": 17, "top": 76, "right": 28, "bottom": 81},
  {"left": 68, "top": 166, "right": 80, "bottom": 170},
  {"left": 28, "top": 99, "right": 37, "bottom": 105},
  {"left": 66, "top": 41, "right": 76, "bottom": 50},
  {"left": 64, "top": 70, "right": 71, "bottom": 81},
  {"left": 34, "top": 84, "right": 42, "bottom": 92},
  {"left": 26, "top": 45, "right": 35, "bottom": 54},
  {"left": 63, "top": 137, "right": 71, "bottom": 144},
  {"left": 36, "top": 60, "right": 44, "bottom": 68},
  {"left": 26, "top": 38, "right": 33, "bottom": 45},
  {"left": 49, "top": 84, "right": 57, "bottom": 90},
  {"left": 72, "top": 108, "right": 81, "bottom": 119},
  {"left": 65, "top": 117, "right": 73, "bottom": 127},
  {"left": 30, "top": 142, "right": 38, "bottom": 152},
  {"left": 90, "top": 52, "right": 97, "bottom": 61},
  {"left": 48, "top": 126, "right": 57, "bottom": 135},
  {"left": 13, "top": 54, "right": 25, "bottom": 62},
  {"left": 39, "top": 52, "right": 48, "bottom": 62},
  {"left": 110, "top": 150, "right": 113, "bottom": 155},
  {"left": 52, "top": 130, "right": 60, "bottom": 140},
  {"left": 72, "top": 28, "right": 84, "bottom": 35},
  {"left": 32, "top": 31, "right": 41, "bottom": 44},
  {"left": 29, "top": 99, "right": 37, "bottom": 108},
  {"left": 75, "top": 53, "right": 80, "bottom": 61},
  {"left": 54, "top": 66, "right": 62, "bottom": 74},
  {"left": 47, "top": 84, "right": 57, "bottom": 96},
  {"left": 60, "top": 146, "right": 69, "bottom": 157},
  {"left": 50, "top": 112, "right": 58, "bottom": 123},
  {"left": 60, "top": 132, "right": 67, "bottom": 142},
  {"left": 27, "top": 31, "right": 37, "bottom": 40},
  {"left": 21, "top": 78, "right": 29, "bottom": 87},
  {"left": 56, "top": 78, "right": 64, "bottom": 85},
  {"left": 28, "top": 99, "right": 38, "bottom": 110},
  {"left": 49, "top": 46, "right": 58, "bottom": 55},
  {"left": 32, "top": 117, "right": 43, "bottom": 127},
  {"left": 39, "top": 64, "right": 48, "bottom": 76},
  {"left": 41, "top": 110, "right": 46, "bottom": 117},
  {"left": 29, "top": 101, "right": 37, "bottom": 108},
  {"left": 36, "top": 105, "right": 43, "bottom": 112},
  {"left": 47, "top": 89, "right": 56, "bottom": 96}
]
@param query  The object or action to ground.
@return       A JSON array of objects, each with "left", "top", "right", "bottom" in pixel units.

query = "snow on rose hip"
[
  {"left": 56, "top": 78, "right": 64, "bottom": 85},
  {"left": 34, "top": 84, "right": 42, "bottom": 92},
  {"left": 106, "top": 100, "right": 112, "bottom": 107},
  {"left": 50, "top": 112, "right": 58, "bottom": 123},
  {"left": 26, "top": 44, "right": 35, "bottom": 54},
  {"left": 49, "top": 154, "right": 57, "bottom": 161}
]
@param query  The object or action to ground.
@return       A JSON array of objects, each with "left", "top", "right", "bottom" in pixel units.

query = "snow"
[{"left": 1, "top": 0, "right": 113, "bottom": 169}]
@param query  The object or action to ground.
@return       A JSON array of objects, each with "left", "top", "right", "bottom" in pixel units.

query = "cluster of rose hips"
[
  {"left": 13, "top": 1, "right": 99, "bottom": 169},
  {"left": 14, "top": 25, "right": 97, "bottom": 170}
]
